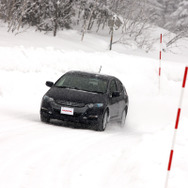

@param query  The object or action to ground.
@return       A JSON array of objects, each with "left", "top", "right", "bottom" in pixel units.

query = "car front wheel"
[
  {"left": 40, "top": 112, "right": 50, "bottom": 123},
  {"left": 96, "top": 111, "right": 108, "bottom": 131},
  {"left": 120, "top": 108, "right": 127, "bottom": 127}
]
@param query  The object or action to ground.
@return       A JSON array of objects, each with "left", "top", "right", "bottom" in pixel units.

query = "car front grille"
[{"left": 55, "top": 100, "right": 86, "bottom": 108}]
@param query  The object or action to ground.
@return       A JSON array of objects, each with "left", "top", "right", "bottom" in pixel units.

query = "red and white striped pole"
[
  {"left": 164, "top": 67, "right": 188, "bottom": 188},
  {"left": 159, "top": 34, "right": 162, "bottom": 90}
]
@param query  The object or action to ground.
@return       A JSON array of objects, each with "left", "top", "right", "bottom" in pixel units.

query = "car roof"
[{"left": 66, "top": 71, "right": 117, "bottom": 81}]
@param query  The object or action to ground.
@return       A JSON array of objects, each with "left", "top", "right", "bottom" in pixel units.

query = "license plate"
[{"left": 61, "top": 107, "right": 74, "bottom": 115}]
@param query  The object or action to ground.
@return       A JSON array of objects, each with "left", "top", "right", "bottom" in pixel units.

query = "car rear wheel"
[{"left": 96, "top": 111, "right": 108, "bottom": 131}]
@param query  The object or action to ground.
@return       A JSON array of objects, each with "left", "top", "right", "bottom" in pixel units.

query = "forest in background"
[{"left": 0, "top": 0, "right": 188, "bottom": 51}]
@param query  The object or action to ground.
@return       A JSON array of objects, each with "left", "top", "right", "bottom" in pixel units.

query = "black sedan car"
[{"left": 40, "top": 71, "right": 128, "bottom": 131}]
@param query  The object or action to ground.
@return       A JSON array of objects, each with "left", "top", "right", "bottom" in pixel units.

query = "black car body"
[{"left": 40, "top": 71, "right": 128, "bottom": 131}]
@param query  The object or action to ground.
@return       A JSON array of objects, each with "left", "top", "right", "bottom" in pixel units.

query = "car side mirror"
[
  {"left": 112, "top": 91, "right": 120, "bottom": 98},
  {"left": 46, "top": 81, "right": 54, "bottom": 87}
]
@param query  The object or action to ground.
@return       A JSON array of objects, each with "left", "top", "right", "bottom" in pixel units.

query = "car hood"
[{"left": 46, "top": 87, "right": 106, "bottom": 104}]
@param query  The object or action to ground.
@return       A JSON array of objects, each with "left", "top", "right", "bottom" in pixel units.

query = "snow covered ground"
[{"left": 0, "top": 23, "right": 188, "bottom": 188}]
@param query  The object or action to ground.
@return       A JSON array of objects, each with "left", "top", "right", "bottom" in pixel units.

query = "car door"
[{"left": 108, "top": 79, "right": 120, "bottom": 119}]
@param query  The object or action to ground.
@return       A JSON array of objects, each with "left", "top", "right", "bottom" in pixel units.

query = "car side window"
[
  {"left": 116, "top": 79, "right": 123, "bottom": 92},
  {"left": 109, "top": 80, "right": 118, "bottom": 95}
]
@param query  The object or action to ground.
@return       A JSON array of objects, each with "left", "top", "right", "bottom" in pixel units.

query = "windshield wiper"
[
  {"left": 55, "top": 86, "right": 69, "bottom": 88},
  {"left": 92, "top": 91, "right": 104, "bottom": 94},
  {"left": 69, "top": 87, "right": 80, "bottom": 90},
  {"left": 56, "top": 86, "right": 103, "bottom": 94},
  {"left": 82, "top": 89, "right": 104, "bottom": 94},
  {"left": 57, "top": 86, "right": 81, "bottom": 90}
]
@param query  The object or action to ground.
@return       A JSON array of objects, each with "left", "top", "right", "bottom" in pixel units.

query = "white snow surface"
[{"left": 0, "top": 23, "right": 188, "bottom": 188}]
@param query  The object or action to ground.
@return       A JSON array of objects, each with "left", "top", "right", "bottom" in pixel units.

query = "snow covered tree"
[
  {"left": 36, "top": 0, "right": 75, "bottom": 36},
  {"left": 111, "top": 0, "right": 156, "bottom": 51},
  {"left": 168, "top": 0, "right": 188, "bottom": 32},
  {"left": 165, "top": 0, "right": 188, "bottom": 47},
  {"left": 0, "top": 0, "right": 75, "bottom": 36},
  {"left": 79, "top": 0, "right": 111, "bottom": 40}
]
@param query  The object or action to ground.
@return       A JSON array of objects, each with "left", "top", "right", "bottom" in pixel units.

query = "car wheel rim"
[
  {"left": 103, "top": 112, "right": 108, "bottom": 130},
  {"left": 121, "top": 110, "right": 126, "bottom": 126}
]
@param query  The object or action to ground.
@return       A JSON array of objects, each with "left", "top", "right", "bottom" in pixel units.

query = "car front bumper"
[{"left": 40, "top": 100, "right": 104, "bottom": 126}]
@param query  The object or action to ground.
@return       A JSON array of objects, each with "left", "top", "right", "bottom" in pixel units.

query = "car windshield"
[{"left": 55, "top": 73, "right": 108, "bottom": 94}]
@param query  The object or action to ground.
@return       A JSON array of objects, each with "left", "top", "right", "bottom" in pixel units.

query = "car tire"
[
  {"left": 40, "top": 112, "right": 50, "bottom": 123},
  {"left": 120, "top": 107, "right": 127, "bottom": 127},
  {"left": 96, "top": 111, "right": 108, "bottom": 131}
]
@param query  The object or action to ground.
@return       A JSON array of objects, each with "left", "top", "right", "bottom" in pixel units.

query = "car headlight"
[
  {"left": 43, "top": 95, "right": 54, "bottom": 103},
  {"left": 88, "top": 103, "right": 104, "bottom": 108}
]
